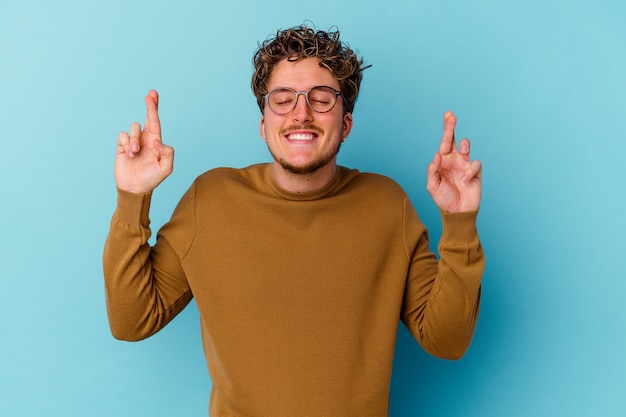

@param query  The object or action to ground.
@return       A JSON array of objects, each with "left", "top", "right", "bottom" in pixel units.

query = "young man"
[{"left": 104, "top": 25, "right": 484, "bottom": 416}]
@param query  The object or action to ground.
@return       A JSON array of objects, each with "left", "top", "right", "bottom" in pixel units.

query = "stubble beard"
[{"left": 271, "top": 140, "right": 343, "bottom": 175}]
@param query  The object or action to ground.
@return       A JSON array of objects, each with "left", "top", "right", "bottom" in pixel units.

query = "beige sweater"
[{"left": 103, "top": 164, "right": 484, "bottom": 417}]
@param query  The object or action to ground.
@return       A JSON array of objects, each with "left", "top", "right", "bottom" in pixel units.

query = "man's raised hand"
[
  {"left": 426, "top": 111, "right": 482, "bottom": 213},
  {"left": 114, "top": 90, "right": 174, "bottom": 194}
]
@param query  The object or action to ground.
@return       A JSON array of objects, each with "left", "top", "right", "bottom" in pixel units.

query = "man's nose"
[{"left": 292, "top": 93, "right": 313, "bottom": 121}]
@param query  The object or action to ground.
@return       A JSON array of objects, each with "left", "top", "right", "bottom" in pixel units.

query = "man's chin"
[
  {"left": 278, "top": 160, "right": 326, "bottom": 175},
  {"left": 272, "top": 145, "right": 342, "bottom": 176}
]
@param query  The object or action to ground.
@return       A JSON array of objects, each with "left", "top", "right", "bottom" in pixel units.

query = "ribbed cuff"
[
  {"left": 114, "top": 189, "right": 153, "bottom": 227},
  {"left": 440, "top": 210, "right": 479, "bottom": 242}
]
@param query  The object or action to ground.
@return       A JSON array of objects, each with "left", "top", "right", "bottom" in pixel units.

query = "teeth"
[{"left": 288, "top": 133, "right": 315, "bottom": 141}]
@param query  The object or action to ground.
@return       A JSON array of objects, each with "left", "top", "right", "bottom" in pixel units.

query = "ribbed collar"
[{"left": 264, "top": 163, "right": 359, "bottom": 201}]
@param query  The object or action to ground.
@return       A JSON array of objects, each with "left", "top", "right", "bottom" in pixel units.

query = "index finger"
[
  {"left": 439, "top": 110, "right": 456, "bottom": 155},
  {"left": 144, "top": 89, "right": 161, "bottom": 137}
]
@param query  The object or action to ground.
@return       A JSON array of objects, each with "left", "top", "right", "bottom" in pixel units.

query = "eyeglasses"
[{"left": 263, "top": 86, "right": 345, "bottom": 115}]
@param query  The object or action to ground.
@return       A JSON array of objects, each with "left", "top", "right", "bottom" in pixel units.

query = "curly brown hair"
[{"left": 252, "top": 24, "right": 369, "bottom": 114}]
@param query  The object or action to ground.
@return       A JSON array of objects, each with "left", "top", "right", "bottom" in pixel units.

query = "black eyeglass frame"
[{"left": 262, "top": 86, "right": 347, "bottom": 115}]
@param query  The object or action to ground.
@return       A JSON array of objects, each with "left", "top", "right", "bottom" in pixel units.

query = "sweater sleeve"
[
  {"left": 401, "top": 199, "right": 484, "bottom": 360},
  {"left": 102, "top": 187, "right": 194, "bottom": 341}
]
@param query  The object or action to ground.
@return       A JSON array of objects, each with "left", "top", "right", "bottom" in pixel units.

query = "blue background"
[{"left": 1, "top": 0, "right": 625, "bottom": 416}]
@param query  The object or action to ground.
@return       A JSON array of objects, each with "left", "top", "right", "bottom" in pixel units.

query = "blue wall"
[{"left": 1, "top": 0, "right": 625, "bottom": 416}]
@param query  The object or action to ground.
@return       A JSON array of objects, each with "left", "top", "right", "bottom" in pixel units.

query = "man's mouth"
[
  {"left": 280, "top": 125, "right": 323, "bottom": 142},
  {"left": 286, "top": 132, "right": 317, "bottom": 141},
  {"left": 282, "top": 125, "right": 323, "bottom": 142}
]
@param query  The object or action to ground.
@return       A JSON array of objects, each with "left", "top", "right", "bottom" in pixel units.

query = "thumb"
[
  {"left": 155, "top": 141, "right": 174, "bottom": 158},
  {"left": 427, "top": 152, "right": 442, "bottom": 188}
]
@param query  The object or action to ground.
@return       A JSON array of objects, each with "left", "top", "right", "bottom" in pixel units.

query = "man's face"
[{"left": 260, "top": 57, "right": 353, "bottom": 177}]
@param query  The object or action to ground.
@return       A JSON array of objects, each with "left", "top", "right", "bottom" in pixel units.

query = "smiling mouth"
[
  {"left": 286, "top": 132, "right": 317, "bottom": 141},
  {"left": 281, "top": 125, "right": 323, "bottom": 142}
]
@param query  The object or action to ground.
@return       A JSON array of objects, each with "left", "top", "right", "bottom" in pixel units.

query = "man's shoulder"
[
  {"left": 194, "top": 164, "right": 267, "bottom": 186},
  {"left": 340, "top": 167, "right": 407, "bottom": 197}
]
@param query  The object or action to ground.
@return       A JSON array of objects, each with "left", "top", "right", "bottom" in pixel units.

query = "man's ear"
[
  {"left": 259, "top": 115, "right": 267, "bottom": 142},
  {"left": 342, "top": 112, "right": 353, "bottom": 142}
]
